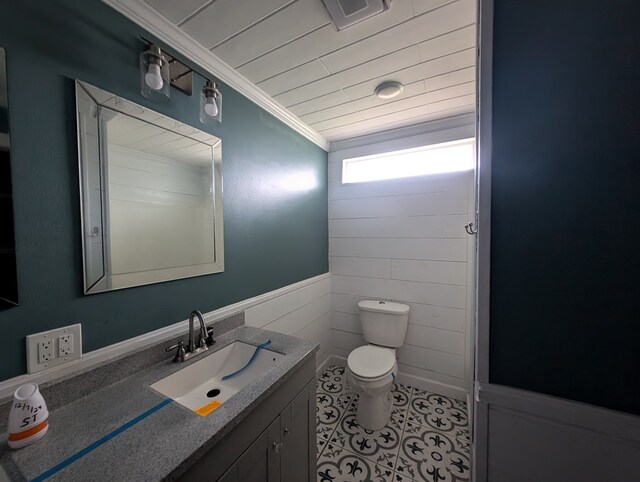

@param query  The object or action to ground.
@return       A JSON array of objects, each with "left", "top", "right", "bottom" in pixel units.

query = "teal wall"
[
  {"left": 489, "top": 0, "right": 640, "bottom": 415},
  {"left": 0, "top": 0, "right": 328, "bottom": 381}
]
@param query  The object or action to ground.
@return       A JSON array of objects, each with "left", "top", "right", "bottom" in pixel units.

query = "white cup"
[{"left": 7, "top": 383, "right": 49, "bottom": 449}]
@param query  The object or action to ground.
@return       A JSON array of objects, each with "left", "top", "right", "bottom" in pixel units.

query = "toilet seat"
[{"left": 348, "top": 345, "right": 395, "bottom": 381}]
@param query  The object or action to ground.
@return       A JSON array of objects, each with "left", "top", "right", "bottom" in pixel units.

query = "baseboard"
[
  {"left": 315, "top": 352, "right": 334, "bottom": 375},
  {"left": 0, "top": 273, "right": 330, "bottom": 400},
  {"left": 329, "top": 353, "right": 347, "bottom": 367},
  {"left": 315, "top": 353, "right": 346, "bottom": 374},
  {"left": 395, "top": 371, "right": 467, "bottom": 401}
]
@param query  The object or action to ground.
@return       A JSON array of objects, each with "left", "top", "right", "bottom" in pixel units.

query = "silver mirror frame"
[{"left": 75, "top": 80, "right": 224, "bottom": 295}]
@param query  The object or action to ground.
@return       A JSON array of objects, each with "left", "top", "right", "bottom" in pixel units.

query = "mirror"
[
  {"left": 0, "top": 47, "right": 18, "bottom": 307},
  {"left": 75, "top": 81, "right": 223, "bottom": 295}
]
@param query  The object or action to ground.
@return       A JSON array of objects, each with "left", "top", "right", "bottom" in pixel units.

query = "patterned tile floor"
[{"left": 316, "top": 366, "right": 471, "bottom": 482}]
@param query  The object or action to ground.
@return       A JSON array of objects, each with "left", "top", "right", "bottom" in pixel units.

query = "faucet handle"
[
  {"left": 204, "top": 327, "right": 215, "bottom": 347},
  {"left": 165, "top": 340, "right": 183, "bottom": 352},
  {"left": 196, "top": 334, "right": 208, "bottom": 350},
  {"left": 166, "top": 340, "right": 186, "bottom": 363}
]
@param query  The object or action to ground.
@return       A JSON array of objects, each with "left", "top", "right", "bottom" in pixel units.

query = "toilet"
[{"left": 346, "top": 300, "right": 410, "bottom": 430}]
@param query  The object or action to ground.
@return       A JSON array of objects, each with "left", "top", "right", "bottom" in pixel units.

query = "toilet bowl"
[
  {"left": 347, "top": 345, "right": 398, "bottom": 430},
  {"left": 346, "top": 300, "right": 410, "bottom": 430}
]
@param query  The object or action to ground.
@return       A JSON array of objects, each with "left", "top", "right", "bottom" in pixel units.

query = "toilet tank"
[{"left": 358, "top": 300, "right": 410, "bottom": 348}]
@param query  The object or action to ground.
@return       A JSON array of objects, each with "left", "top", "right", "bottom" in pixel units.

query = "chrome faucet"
[{"left": 166, "top": 310, "right": 215, "bottom": 363}]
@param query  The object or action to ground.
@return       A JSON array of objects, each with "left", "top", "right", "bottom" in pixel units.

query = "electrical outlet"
[
  {"left": 38, "top": 340, "right": 53, "bottom": 363},
  {"left": 58, "top": 334, "right": 73, "bottom": 357},
  {"left": 26, "top": 324, "right": 82, "bottom": 374}
]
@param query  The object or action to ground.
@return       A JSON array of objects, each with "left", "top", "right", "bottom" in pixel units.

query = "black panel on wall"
[
  {"left": 0, "top": 81, "right": 18, "bottom": 308},
  {"left": 489, "top": 0, "right": 640, "bottom": 414},
  {"left": 0, "top": 0, "right": 328, "bottom": 380}
]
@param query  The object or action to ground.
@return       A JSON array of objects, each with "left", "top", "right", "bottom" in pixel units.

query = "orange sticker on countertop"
[{"left": 194, "top": 400, "right": 222, "bottom": 416}]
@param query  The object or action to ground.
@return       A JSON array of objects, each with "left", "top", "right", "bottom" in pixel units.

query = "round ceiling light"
[{"left": 374, "top": 81, "right": 404, "bottom": 99}]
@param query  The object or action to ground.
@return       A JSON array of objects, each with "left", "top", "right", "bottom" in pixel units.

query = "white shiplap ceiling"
[{"left": 136, "top": 0, "right": 477, "bottom": 144}]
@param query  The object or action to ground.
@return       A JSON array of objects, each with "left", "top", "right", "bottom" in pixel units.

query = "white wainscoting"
[
  {"left": 0, "top": 274, "right": 330, "bottom": 400},
  {"left": 244, "top": 275, "right": 332, "bottom": 368},
  {"left": 477, "top": 383, "right": 640, "bottom": 482},
  {"left": 327, "top": 123, "right": 475, "bottom": 400}
]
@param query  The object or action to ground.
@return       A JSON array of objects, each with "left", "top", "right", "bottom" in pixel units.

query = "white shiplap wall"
[
  {"left": 245, "top": 275, "right": 333, "bottom": 369},
  {"left": 328, "top": 122, "right": 475, "bottom": 398}
]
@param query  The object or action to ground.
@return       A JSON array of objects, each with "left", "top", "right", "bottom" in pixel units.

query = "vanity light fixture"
[
  {"left": 374, "top": 81, "right": 404, "bottom": 99},
  {"left": 140, "top": 44, "right": 170, "bottom": 102},
  {"left": 139, "top": 40, "right": 219, "bottom": 121},
  {"left": 200, "top": 80, "right": 222, "bottom": 124}
]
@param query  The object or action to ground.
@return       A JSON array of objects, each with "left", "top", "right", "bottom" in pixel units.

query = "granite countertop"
[{"left": 0, "top": 325, "right": 318, "bottom": 481}]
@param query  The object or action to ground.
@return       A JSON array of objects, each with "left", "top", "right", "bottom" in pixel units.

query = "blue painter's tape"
[
  {"left": 221, "top": 339, "right": 272, "bottom": 381},
  {"left": 30, "top": 398, "right": 172, "bottom": 482}
]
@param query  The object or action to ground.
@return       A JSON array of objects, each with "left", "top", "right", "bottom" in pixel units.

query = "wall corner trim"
[
  {"left": 101, "top": 0, "right": 329, "bottom": 151},
  {"left": 0, "top": 273, "right": 330, "bottom": 400}
]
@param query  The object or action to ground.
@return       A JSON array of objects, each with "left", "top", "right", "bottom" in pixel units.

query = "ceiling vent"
[{"left": 322, "top": 0, "right": 391, "bottom": 30}]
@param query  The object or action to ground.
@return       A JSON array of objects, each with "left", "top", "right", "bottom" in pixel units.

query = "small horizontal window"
[{"left": 341, "top": 138, "right": 475, "bottom": 184}]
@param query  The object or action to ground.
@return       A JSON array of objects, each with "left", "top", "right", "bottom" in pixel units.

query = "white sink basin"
[{"left": 151, "top": 341, "right": 284, "bottom": 416}]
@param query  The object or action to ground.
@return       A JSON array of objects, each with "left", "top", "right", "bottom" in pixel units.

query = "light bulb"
[
  {"left": 145, "top": 63, "right": 164, "bottom": 91},
  {"left": 204, "top": 96, "right": 218, "bottom": 117}
]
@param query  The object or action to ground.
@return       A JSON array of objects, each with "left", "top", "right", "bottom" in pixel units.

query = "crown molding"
[{"left": 101, "top": 0, "right": 330, "bottom": 151}]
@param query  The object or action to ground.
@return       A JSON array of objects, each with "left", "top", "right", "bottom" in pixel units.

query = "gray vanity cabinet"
[
  {"left": 280, "top": 385, "right": 315, "bottom": 482},
  {"left": 218, "top": 418, "right": 280, "bottom": 482},
  {"left": 180, "top": 356, "right": 316, "bottom": 482},
  {"left": 218, "top": 385, "right": 313, "bottom": 482}
]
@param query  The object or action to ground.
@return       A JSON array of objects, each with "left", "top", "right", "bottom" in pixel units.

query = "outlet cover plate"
[{"left": 26, "top": 324, "right": 82, "bottom": 374}]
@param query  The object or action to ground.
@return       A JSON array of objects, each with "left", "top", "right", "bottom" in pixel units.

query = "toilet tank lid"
[{"left": 358, "top": 300, "right": 410, "bottom": 314}]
